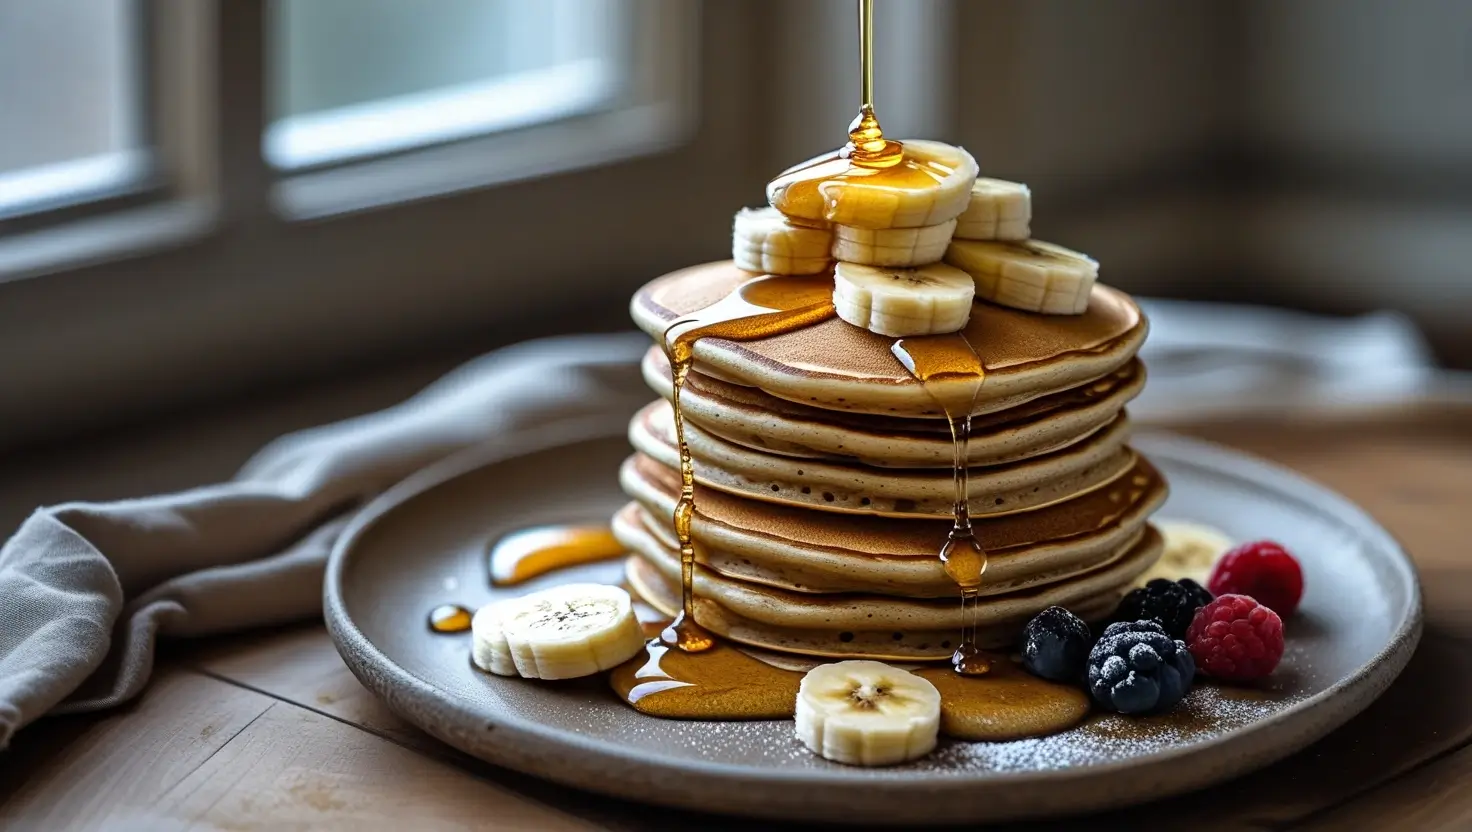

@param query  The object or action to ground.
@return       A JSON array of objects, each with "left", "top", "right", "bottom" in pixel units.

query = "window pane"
[
  {"left": 266, "top": 0, "right": 624, "bottom": 170},
  {"left": 0, "top": 0, "right": 146, "bottom": 216}
]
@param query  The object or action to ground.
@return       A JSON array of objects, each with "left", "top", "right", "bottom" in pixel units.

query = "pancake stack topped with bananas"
[{"left": 615, "top": 138, "right": 1165, "bottom": 662}]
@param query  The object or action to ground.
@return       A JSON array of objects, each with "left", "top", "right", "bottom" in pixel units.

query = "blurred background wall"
[{"left": 0, "top": 0, "right": 1467, "bottom": 453}]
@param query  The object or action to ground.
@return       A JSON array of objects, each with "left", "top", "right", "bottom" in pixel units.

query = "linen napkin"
[{"left": 0, "top": 332, "right": 652, "bottom": 750}]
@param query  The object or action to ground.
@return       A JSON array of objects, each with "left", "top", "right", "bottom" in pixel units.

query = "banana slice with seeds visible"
[
  {"left": 954, "top": 178, "right": 1031, "bottom": 241},
  {"left": 768, "top": 140, "right": 978, "bottom": 230},
  {"left": 475, "top": 583, "right": 645, "bottom": 680},
  {"left": 832, "top": 219, "right": 956, "bottom": 267},
  {"left": 946, "top": 239, "right": 1098, "bottom": 315},
  {"left": 795, "top": 660, "right": 941, "bottom": 766},
  {"left": 732, "top": 206, "right": 833, "bottom": 275},
  {"left": 832, "top": 261, "right": 974, "bottom": 337},
  {"left": 1137, "top": 520, "right": 1235, "bottom": 587}
]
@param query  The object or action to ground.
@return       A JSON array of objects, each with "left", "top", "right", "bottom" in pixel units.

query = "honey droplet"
[{"left": 427, "top": 603, "right": 472, "bottom": 634}]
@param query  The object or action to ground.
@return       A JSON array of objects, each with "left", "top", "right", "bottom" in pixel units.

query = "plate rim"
[{"left": 324, "top": 420, "right": 1423, "bottom": 823}]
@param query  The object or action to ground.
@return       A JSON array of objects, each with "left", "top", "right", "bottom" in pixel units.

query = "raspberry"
[
  {"left": 1113, "top": 578, "right": 1213, "bottom": 639},
  {"left": 1185, "top": 594, "right": 1284, "bottom": 681},
  {"left": 1207, "top": 540, "right": 1304, "bottom": 617}
]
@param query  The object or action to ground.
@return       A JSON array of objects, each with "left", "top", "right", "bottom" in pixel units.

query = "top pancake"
[{"left": 630, "top": 261, "right": 1147, "bottom": 417}]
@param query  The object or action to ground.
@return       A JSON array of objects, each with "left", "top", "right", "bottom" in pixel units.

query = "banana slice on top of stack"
[
  {"left": 735, "top": 137, "right": 1104, "bottom": 336},
  {"left": 945, "top": 239, "right": 1099, "bottom": 316}
]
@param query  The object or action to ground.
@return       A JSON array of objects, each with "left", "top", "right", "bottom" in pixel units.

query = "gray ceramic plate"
[{"left": 324, "top": 419, "right": 1421, "bottom": 825}]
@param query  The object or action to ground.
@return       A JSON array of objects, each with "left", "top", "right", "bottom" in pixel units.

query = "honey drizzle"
[
  {"left": 488, "top": 525, "right": 625, "bottom": 587},
  {"left": 847, "top": 0, "right": 903, "bottom": 168},
  {"left": 661, "top": 275, "right": 838, "bottom": 652},
  {"left": 892, "top": 334, "right": 991, "bottom": 675},
  {"left": 427, "top": 603, "right": 472, "bottom": 634},
  {"left": 610, "top": 641, "right": 801, "bottom": 719}
]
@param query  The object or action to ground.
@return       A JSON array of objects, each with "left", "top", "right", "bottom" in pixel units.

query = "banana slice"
[
  {"left": 795, "top": 660, "right": 941, "bottom": 766},
  {"left": 478, "top": 583, "right": 646, "bottom": 680},
  {"left": 471, "top": 601, "right": 518, "bottom": 676},
  {"left": 954, "top": 178, "right": 1031, "bottom": 241},
  {"left": 732, "top": 206, "right": 833, "bottom": 275},
  {"left": 768, "top": 140, "right": 979, "bottom": 230},
  {"left": 945, "top": 239, "right": 1098, "bottom": 315},
  {"left": 832, "top": 261, "right": 974, "bottom": 337},
  {"left": 832, "top": 219, "right": 956, "bottom": 267},
  {"left": 1137, "top": 520, "right": 1235, "bottom": 587}
]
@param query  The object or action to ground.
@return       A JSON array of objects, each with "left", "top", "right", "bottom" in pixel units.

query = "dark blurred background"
[{"left": 1, "top": 0, "right": 1468, "bottom": 455}]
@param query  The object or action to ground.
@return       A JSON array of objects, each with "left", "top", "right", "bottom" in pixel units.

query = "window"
[
  {"left": 267, "top": 0, "right": 625, "bottom": 171},
  {"left": 0, "top": 0, "right": 148, "bottom": 217}
]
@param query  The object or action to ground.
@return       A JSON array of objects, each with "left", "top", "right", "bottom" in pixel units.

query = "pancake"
[
  {"left": 641, "top": 348, "right": 1146, "bottom": 468},
  {"left": 623, "top": 527, "right": 1163, "bottom": 660},
  {"left": 630, "top": 261, "right": 1147, "bottom": 417},
  {"left": 618, "top": 453, "right": 1166, "bottom": 598},
  {"left": 629, "top": 400, "right": 1137, "bottom": 517},
  {"left": 618, "top": 501, "right": 1149, "bottom": 600}
]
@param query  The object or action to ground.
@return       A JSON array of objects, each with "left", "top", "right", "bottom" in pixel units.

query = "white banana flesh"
[
  {"left": 471, "top": 601, "right": 518, "bottom": 676},
  {"left": 768, "top": 140, "right": 979, "bottom": 230},
  {"left": 1138, "top": 520, "right": 1236, "bottom": 586},
  {"left": 732, "top": 206, "right": 833, "bottom": 275},
  {"left": 832, "top": 262, "right": 975, "bottom": 337},
  {"left": 795, "top": 660, "right": 941, "bottom": 766},
  {"left": 831, "top": 219, "right": 956, "bottom": 267},
  {"left": 954, "top": 178, "right": 1031, "bottom": 241},
  {"left": 473, "top": 583, "right": 645, "bottom": 680},
  {"left": 945, "top": 239, "right": 1098, "bottom": 315}
]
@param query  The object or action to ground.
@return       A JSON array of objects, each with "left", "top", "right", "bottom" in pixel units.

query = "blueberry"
[
  {"left": 1111, "top": 672, "right": 1160, "bottom": 714},
  {"left": 1086, "top": 620, "right": 1196, "bottom": 714},
  {"left": 1129, "top": 642, "right": 1160, "bottom": 672},
  {"left": 1113, "top": 579, "right": 1215, "bottom": 639},
  {"left": 1020, "top": 606, "right": 1093, "bottom": 683}
]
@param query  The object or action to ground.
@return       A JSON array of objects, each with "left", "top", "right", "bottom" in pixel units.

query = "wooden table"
[{"left": 2, "top": 404, "right": 1470, "bottom": 830}]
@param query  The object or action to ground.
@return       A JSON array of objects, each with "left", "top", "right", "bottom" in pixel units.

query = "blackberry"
[
  {"left": 1020, "top": 606, "right": 1093, "bottom": 682},
  {"left": 1086, "top": 620, "right": 1196, "bottom": 714},
  {"left": 1113, "top": 578, "right": 1213, "bottom": 639}
]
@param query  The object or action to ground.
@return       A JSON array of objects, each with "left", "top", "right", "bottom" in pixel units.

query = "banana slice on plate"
[
  {"left": 1137, "top": 520, "right": 1236, "bottom": 587},
  {"left": 945, "top": 239, "right": 1098, "bottom": 315},
  {"left": 831, "top": 219, "right": 956, "bottom": 267},
  {"left": 768, "top": 140, "right": 978, "bottom": 230},
  {"left": 832, "top": 261, "right": 974, "bottom": 337},
  {"left": 954, "top": 178, "right": 1031, "bottom": 241},
  {"left": 795, "top": 660, "right": 942, "bottom": 766},
  {"left": 732, "top": 206, "right": 833, "bottom": 275},
  {"left": 473, "top": 583, "right": 646, "bottom": 680},
  {"left": 471, "top": 601, "right": 518, "bottom": 676}
]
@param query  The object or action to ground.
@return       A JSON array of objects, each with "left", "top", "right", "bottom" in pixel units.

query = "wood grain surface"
[{"left": 2, "top": 408, "right": 1469, "bottom": 831}]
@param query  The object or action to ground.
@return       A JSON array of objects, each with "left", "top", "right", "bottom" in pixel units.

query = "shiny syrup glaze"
[
  {"left": 892, "top": 334, "right": 991, "bottom": 675},
  {"left": 660, "top": 275, "right": 837, "bottom": 652},
  {"left": 488, "top": 525, "right": 626, "bottom": 586},
  {"left": 609, "top": 640, "right": 801, "bottom": 720}
]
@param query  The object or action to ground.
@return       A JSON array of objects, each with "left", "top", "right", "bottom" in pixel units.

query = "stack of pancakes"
[{"left": 614, "top": 261, "right": 1165, "bottom": 661}]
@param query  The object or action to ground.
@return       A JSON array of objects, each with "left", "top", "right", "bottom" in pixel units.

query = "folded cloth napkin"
[{"left": 0, "top": 332, "right": 652, "bottom": 749}]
